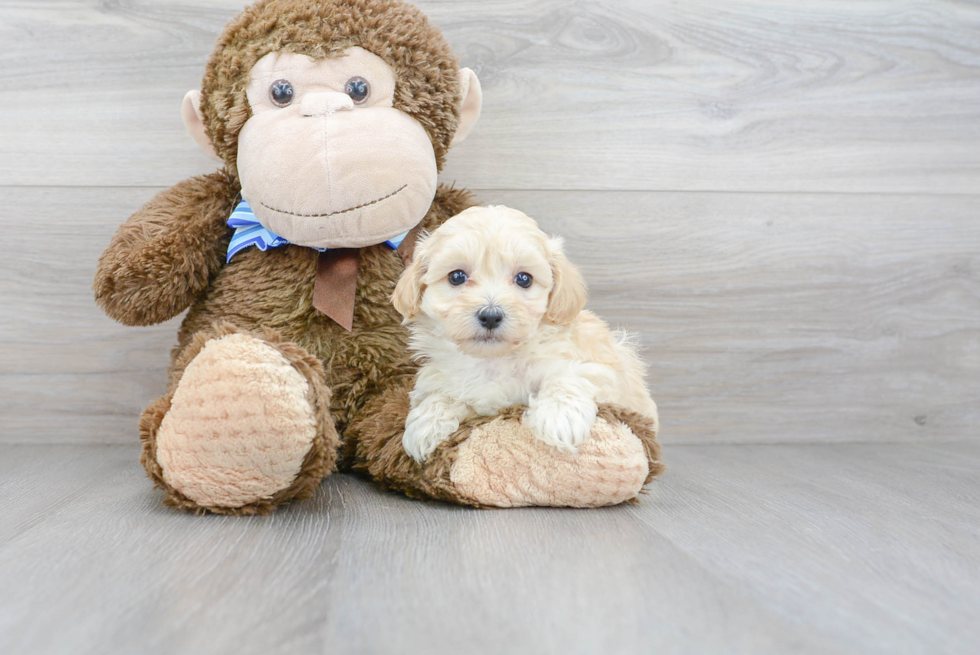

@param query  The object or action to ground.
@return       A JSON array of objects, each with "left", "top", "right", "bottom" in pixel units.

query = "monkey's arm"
[{"left": 94, "top": 171, "right": 238, "bottom": 326}]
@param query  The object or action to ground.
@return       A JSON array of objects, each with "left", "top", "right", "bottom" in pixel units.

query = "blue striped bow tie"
[{"left": 226, "top": 200, "right": 409, "bottom": 263}]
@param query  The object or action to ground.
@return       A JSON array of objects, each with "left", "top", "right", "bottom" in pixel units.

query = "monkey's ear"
[
  {"left": 181, "top": 90, "right": 222, "bottom": 162},
  {"left": 451, "top": 68, "right": 482, "bottom": 146}
]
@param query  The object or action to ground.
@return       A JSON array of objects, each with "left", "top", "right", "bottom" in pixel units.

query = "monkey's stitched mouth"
[{"left": 258, "top": 184, "right": 407, "bottom": 218}]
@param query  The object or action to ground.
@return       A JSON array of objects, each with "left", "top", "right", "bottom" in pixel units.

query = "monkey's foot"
[
  {"left": 447, "top": 408, "right": 659, "bottom": 507},
  {"left": 350, "top": 380, "right": 663, "bottom": 508},
  {"left": 140, "top": 324, "right": 338, "bottom": 514}
]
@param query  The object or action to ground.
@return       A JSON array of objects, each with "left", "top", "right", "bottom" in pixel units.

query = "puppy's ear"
[
  {"left": 392, "top": 243, "right": 428, "bottom": 319},
  {"left": 544, "top": 237, "right": 587, "bottom": 325}
]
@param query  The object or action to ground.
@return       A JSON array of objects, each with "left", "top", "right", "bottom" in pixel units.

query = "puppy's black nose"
[{"left": 477, "top": 306, "right": 505, "bottom": 331}]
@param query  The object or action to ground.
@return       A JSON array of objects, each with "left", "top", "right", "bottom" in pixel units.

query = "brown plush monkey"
[{"left": 93, "top": 0, "right": 663, "bottom": 515}]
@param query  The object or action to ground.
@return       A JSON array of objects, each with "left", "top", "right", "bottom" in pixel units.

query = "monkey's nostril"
[{"left": 477, "top": 306, "right": 505, "bottom": 331}]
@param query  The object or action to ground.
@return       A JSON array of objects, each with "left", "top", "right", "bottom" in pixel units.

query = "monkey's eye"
[
  {"left": 345, "top": 76, "right": 371, "bottom": 104},
  {"left": 515, "top": 272, "right": 533, "bottom": 289},
  {"left": 448, "top": 270, "right": 468, "bottom": 286},
  {"left": 270, "top": 79, "right": 294, "bottom": 107}
]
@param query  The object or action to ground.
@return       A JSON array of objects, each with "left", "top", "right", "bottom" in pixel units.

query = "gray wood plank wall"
[{"left": 1, "top": 0, "right": 978, "bottom": 444}]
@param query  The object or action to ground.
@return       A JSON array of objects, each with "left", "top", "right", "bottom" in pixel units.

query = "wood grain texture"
[
  {"left": 0, "top": 442, "right": 977, "bottom": 655},
  {"left": 1, "top": 0, "right": 979, "bottom": 191},
  {"left": 2, "top": 186, "right": 977, "bottom": 444}
]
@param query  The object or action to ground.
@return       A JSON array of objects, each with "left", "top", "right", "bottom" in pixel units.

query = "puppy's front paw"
[
  {"left": 403, "top": 411, "right": 460, "bottom": 463},
  {"left": 524, "top": 397, "right": 598, "bottom": 453}
]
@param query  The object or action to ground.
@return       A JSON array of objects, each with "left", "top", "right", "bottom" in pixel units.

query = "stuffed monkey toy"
[{"left": 93, "top": 0, "right": 663, "bottom": 515}]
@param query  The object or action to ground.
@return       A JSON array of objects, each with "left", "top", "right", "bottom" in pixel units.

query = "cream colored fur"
[
  {"left": 392, "top": 206, "right": 659, "bottom": 463},
  {"left": 155, "top": 333, "right": 318, "bottom": 508}
]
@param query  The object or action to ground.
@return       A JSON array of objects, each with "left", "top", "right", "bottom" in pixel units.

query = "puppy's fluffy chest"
[
  {"left": 472, "top": 356, "right": 538, "bottom": 407},
  {"left": 412, "top": 335, "right": 543, "bottom": 415}
]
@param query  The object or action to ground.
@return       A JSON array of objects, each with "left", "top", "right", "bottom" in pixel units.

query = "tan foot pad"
[
  {"left": 155, "top": 333, "right": 317, "bottom": 508},
  {"left": 450, "top": 415, "right": 649, "bottom": 508}
]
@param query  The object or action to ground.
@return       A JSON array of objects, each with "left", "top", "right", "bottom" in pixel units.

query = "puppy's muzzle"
[{"left": 476, "top": 305, "right": 505, "bottom": 331}]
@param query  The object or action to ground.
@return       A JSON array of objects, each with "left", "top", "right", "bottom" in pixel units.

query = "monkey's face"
[{"left": 236, "top": 48, "right": 438, "bottom": 249}]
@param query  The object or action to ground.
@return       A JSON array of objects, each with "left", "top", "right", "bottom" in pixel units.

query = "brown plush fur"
[
  {"left": 200, "top": 0, "right": 463, "bottom": 176},
  {"left": 348, "top": 373, "right": 470, "bottom": 504},
  {"left": 94, "top": 171, "right": 238, "bottom": 326},
  {"left": 139, "top": 322, "right": 340, "bottom": 515}
]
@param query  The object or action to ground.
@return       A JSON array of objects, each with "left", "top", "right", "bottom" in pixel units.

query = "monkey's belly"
[{"left": 175, "top": 242, "right": 414, "bottom": 426}]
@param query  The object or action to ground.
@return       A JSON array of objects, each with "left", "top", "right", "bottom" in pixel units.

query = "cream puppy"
[{"left": 392, "top": 205, "right": 658, "bottom": 463}]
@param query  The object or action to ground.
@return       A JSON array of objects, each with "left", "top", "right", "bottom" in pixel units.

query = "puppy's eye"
[
  {"left": 448, "top": 270, "right": 468, "bottom": 286},
  {"left": 515, "top": 272, "right": 533, "bottom": 289},
  {"left": 270, "top": 79, "right": 294, "bottom": 107},
  {"left": 345, "top": 76, "right": 371, "bottom": 104}
]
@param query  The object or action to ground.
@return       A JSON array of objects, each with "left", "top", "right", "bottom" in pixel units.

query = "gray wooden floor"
[{"left": 1, "top": 442, "right": 977, "bottom": 655}]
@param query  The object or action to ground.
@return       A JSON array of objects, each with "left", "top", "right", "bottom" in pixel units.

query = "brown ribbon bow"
[{"left": 312, "top": 225, "right": 421, "bottom": 331}]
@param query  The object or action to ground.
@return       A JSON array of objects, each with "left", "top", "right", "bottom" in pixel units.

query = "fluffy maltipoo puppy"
[{"left": 392, "top": 205, "right": 658, "bottom": 463}]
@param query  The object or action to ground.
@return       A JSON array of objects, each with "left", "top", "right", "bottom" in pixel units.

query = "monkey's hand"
[{"left": 94, "top": 171, "right": 237, "bottom": 326}]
